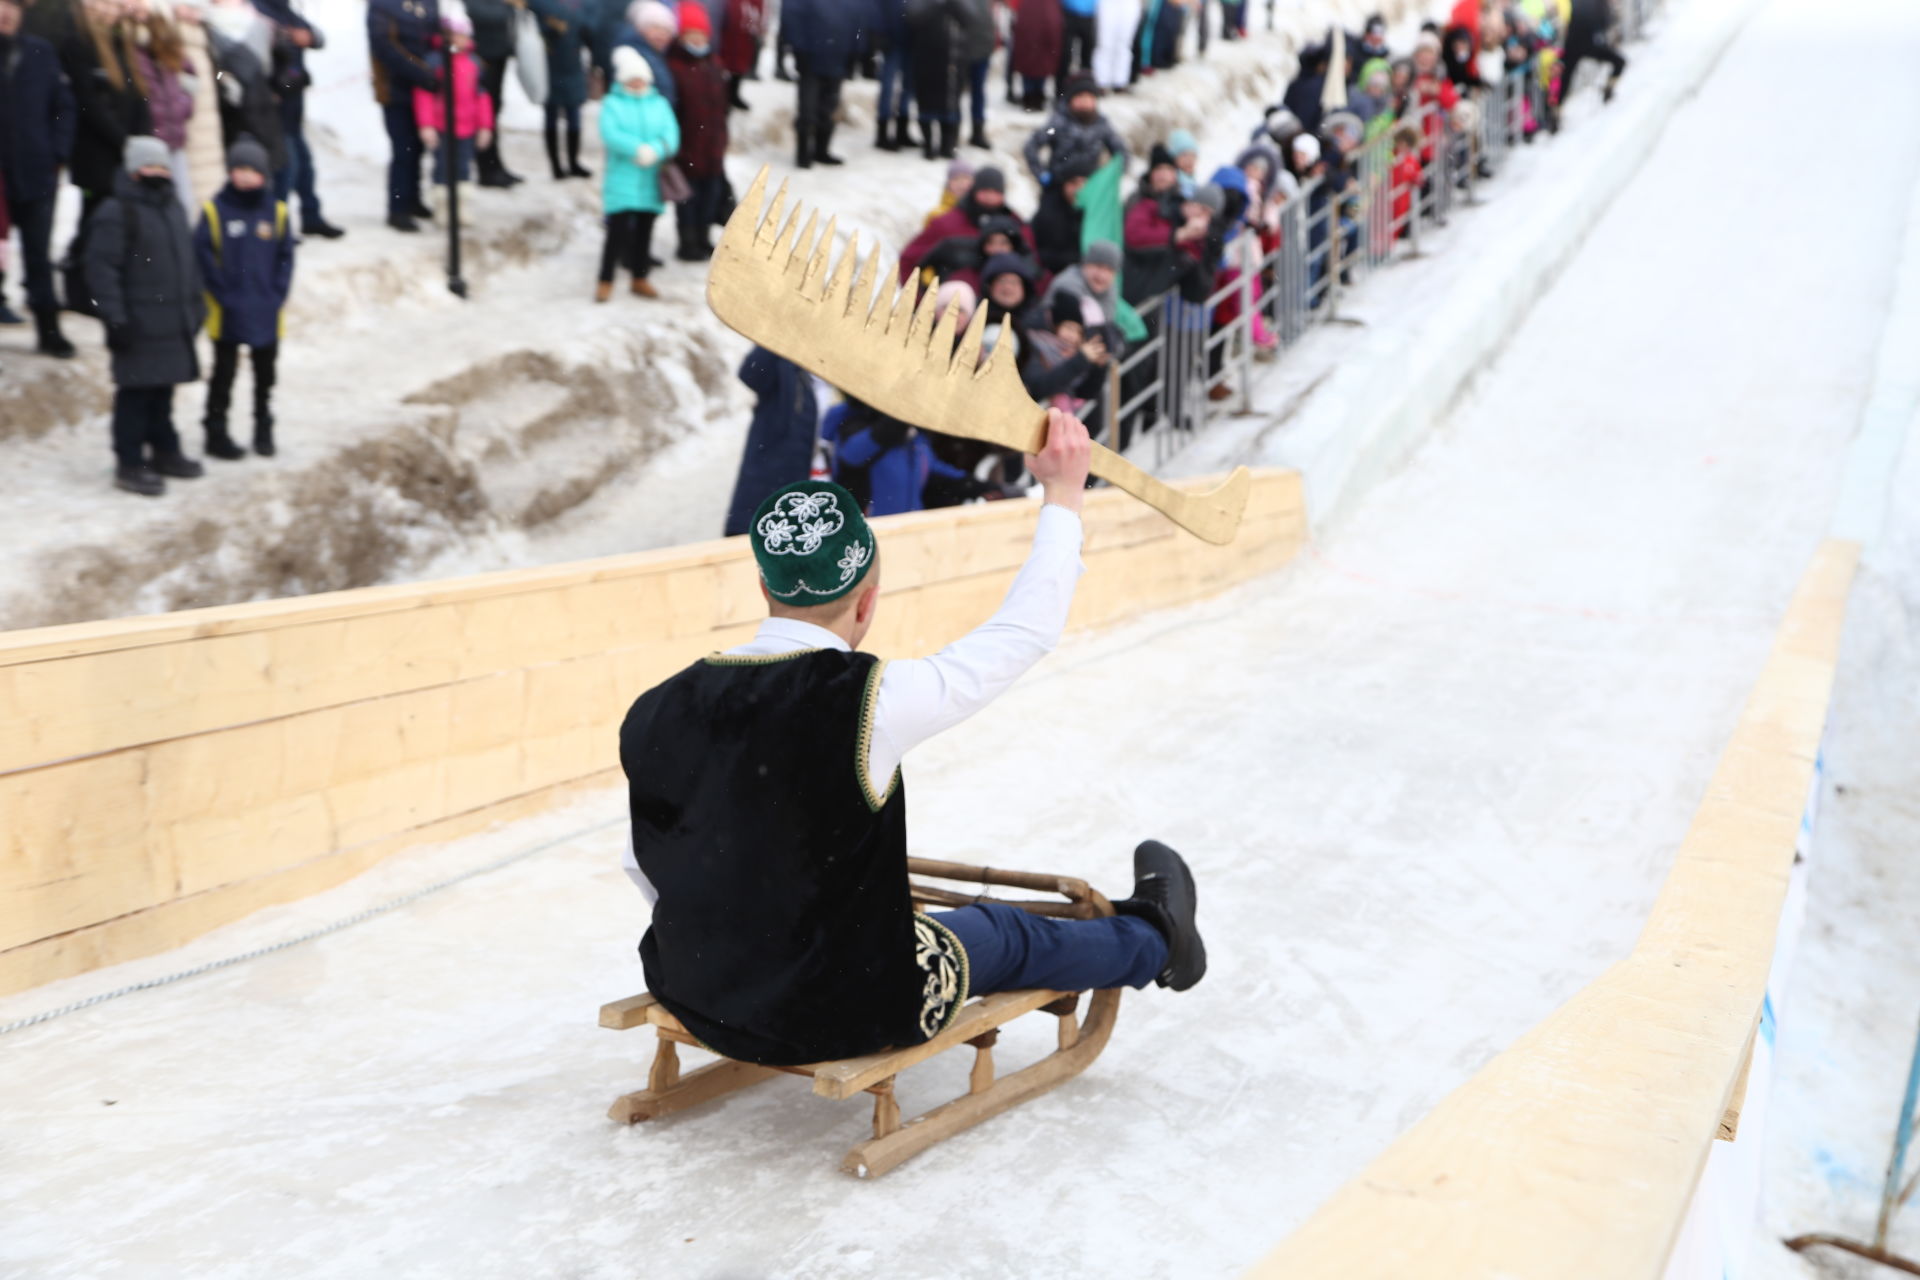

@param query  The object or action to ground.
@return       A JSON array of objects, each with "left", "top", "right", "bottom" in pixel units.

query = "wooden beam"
[{"left": 0, "top": 472, "right": 1306, "bottom": 996}]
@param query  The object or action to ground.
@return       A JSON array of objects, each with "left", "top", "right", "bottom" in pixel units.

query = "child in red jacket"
[
  {"left": 415, "top": 11, "right": 495, "bottom": 227},
  {"left": 1390, "top": 121, "right": 1423, "bottom": 239}
]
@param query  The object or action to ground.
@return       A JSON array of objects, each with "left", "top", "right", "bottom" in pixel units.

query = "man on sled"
[{"left": 617, "top": 407, "right": 1206, "bottom": 1072}]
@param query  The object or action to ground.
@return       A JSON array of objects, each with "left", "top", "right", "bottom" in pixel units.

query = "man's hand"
[
  {"left": 477, "top": 129, "right": 493, "bottom": 150},
  {"left": 1025, "top": 407, "right": 1091, "bottom": 513},
  {"left": 419, "top": 126, "right": 440, "bottom": 150},
  {"left": 1080, "top": 334, "right": 1109, "bottom": 366}
]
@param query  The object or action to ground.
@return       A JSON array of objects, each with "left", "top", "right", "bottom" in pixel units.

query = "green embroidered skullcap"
[{"left": 749, "top": 480, "right": 877, "bottom": 605}]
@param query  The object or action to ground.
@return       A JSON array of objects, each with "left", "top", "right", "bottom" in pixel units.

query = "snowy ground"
[
  {"left": 0, "top": 0, "right": 1440, "bottom": 630},
  {"left": 5, "top": 0, "right": 1917, "bottom": 1274}
]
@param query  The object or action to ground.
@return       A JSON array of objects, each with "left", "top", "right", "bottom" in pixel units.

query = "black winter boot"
[
  {"left": 938, "top": 119, "right": 957, "bottom": 159},
  {"left": 797, "top": 125, "right": 813, "bottom": 169},
  {"left": 253, "top": 417, "right": 277, "bottom": 458},
  {"left": 1112, "top": 840, "right": 1206, "bottom": 991},
  {"left": 152, "top": 451, "right": 205, "bottom": 479},
  {"left": 545, "top": 115, "right": 566, "bottom": 180},
  {"left": 33, "top": 308, "right": 75, "bottom": 359},
  {"left": 565, "top": 122, "right": 592, "bottom": 178},
  {"left": 921, "top": 120, "right": 938, "bottom": 160},
  {"left": 968, "top": 123, "right": 989, "bottom": 150},
  {"left": 815, "top": 121, "right": 844, "bottom": 165},
  {"left": 876, "top": 116, "right": 898, "bottom": 152},
  {"left": 114, "top": 464, "right": 165, "bottom": 496},
  {"left": 204, "top": 421, "right": 246, "bottom": 460}
]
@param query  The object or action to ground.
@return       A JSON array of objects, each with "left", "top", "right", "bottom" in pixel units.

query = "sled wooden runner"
[{"left": 599, "top": 858, "right": 1124, "bottom": 1179}]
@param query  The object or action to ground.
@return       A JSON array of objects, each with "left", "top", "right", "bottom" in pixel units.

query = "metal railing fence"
[{"left": 1087, "top": 9, "right": 1660, "bottom": 471}]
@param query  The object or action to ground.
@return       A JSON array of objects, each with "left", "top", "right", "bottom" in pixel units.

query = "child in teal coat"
[{"left": 597, "top": 45, "right": 682, "bottom": 300}]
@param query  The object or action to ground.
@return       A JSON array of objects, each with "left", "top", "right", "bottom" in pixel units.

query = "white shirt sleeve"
[{"left": 868, "top": 502, "right": 1086, "bottom": 786}]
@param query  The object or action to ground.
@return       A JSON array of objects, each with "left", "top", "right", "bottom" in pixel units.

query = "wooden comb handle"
[{"left": 1085, "top": 447, "right": 1252, "bottom": 546}]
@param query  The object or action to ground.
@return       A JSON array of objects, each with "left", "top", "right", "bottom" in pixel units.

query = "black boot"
[
  {"left": 938, "top": 119, "right": 957, "bottom": 159},
  {"left": 797, "top": 124, "right": 814, "bottom": 169},
  {"left": 204, "top": 421, "right": 246, "bottom": 460},
  {"left": 727, "top": 74, "right": 750, "bottom": 110},
  {"left": 0, "top": 274, "right": 23, "bottom": 325},
  {"left": 152, "top": 451, "right": 205, "bottom": 479},
  {"left": 1111, "top": 840, "right": 1206, "bottom": 991},
  {"left": 545, "top": 115, "right": 566, "bottom": 180},
  {"left": 876, "top": 116, "right": 898, "bottom": 152},
  {"left": 114, "top": 464, "right": 165, "bottom": 496},
  {"left": 253, "top": 417, "right": 277, "bottom": 458},
  {"left": 921, "top": 119, "right": 938, "bottom": 160},
  {"left": 566, "top": 122, "right": 592, "bottom": 178},
  {"left": 33, "top": 308, "right": 75, "bottom": 359},
  {"left": 815, "top": 121, "right": 844, "bottom": 166},
  {"left": 968, "top": 123, "right": 989, "bottom": 150}
]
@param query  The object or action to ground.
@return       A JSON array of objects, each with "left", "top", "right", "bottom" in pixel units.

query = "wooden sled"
[{"left": 600, "top": 857, "right": 1123, "bottom": 1179}]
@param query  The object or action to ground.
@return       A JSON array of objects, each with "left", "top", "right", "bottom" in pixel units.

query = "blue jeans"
[
  {"left": 274, "top": 93, "right": 324, "bottom": 226},
  {"left": 431, "top": 137, "right": 477, "bottom": 184},
  {"left": 933, "top": 903, "right": 1166, "bottom": 995},
  {"left": 967, "top": 57, "right": 990, "bottom": 128},
  {"left": 382, "top": 99, "right": 423, "bottom": 215},
  {"left": 879, "top": 44, "right": 912, "bottom": 121}
]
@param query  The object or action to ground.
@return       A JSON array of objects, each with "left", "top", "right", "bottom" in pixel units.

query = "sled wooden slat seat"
[{"left": 599, "top": 858, "right": 1124, "bottom": 1178}]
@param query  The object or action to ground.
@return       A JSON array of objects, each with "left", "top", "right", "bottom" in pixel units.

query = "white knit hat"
[
  {"left": 628, "top": 0, "right": 677, "bottom": 31},
  {"left": 612, "top": 44, "right": 652, "bottom": 86}
]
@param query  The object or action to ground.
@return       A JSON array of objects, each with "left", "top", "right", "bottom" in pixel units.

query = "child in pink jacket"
[{"left": 415, "top": 11, "right": 495, "bottom": 226}]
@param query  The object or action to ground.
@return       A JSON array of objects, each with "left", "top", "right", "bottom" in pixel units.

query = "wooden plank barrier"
[
  {"left": 0, "top": 471, "right": 1306, "bottom": 997},
  {"left": 1247, "top": 538, "right": 1860, "bottom": 1280}
]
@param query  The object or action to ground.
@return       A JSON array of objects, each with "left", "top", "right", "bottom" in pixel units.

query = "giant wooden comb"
[{"left": 707, "top": 166, "right": 1252, "bottom": 545}]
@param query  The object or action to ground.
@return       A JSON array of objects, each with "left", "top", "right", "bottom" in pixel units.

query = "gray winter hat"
[
  {"left": 124, "top": 135, "right": 170, "bottom": 175},
  {"left": 1083, "top": 240, "right": 1122, "bottom": 270},
  {"left": 1191, "top": 183, "right": 1226, "bottom": 216},
  {"left": 227, "top": 135, "right": 271, "bottom": 176}
]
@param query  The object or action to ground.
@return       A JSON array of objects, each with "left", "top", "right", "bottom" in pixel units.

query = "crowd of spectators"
[
  {"left": 0, "top": 0, "right": 1628, "bottom": 507},
  {"left": 727, "top": 0, "right": 1628, "bottom": 532}
]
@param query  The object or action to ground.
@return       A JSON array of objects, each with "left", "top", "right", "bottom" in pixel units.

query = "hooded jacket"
[
  {"left": 84, "top": 170, "right": 205, "bottom": 387},
  {"left": 1022, "top": 103, "right": 1127, "bottom": 183},
  {"left": 194, "top": 181, "right": 295, "bottom": 348}
]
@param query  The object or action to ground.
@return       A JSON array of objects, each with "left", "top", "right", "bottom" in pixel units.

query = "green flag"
[{"left": 1075, "top": 153, "right": 1149, "bottom": 343}]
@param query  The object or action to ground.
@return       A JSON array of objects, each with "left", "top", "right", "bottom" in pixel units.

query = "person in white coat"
[{"left": 1091, "top": 0, "right": 1140, "bottom": 91}]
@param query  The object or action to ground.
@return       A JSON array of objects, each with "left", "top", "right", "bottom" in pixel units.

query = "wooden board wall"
[
  {"left": 1246, "top": 537, "right": 1859, "bottom": 1280},
  {"left": 0, "top": 472, "right": 1305, "bottom": 997}
]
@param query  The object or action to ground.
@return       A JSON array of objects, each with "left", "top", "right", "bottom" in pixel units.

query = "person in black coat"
[
  {"left": 85, "top": 136, "right": 206, "bottom": 496},
  {"left": 56, "top": 1, "right": 151, "bottom": 315},
  {"left": 367, "top": 0, "right": 442, "bottom": 230},
  {"left": 782, "top": 0, "right": 874, "bottom": 168},
  {"left": 905, "top": 0, "right": 964, "bottom": 161},
  {"left": 1030, "top": 154, "right": 1092, "bottom": 275},
  {"left": 1564, "top": 0, "right": 1626, "bottom": 104},
  {"left": 251, "top": 0, "right": 346, "bottom": 234},
  {"left": 463, "top": 0, "right": 525, "bottom": 185},
  {"left": 724, "top": 345, "right": 820, "bottom": 537},
  {"left": 194, "top": 136, "right": 295, "bottom": 461},
  {"left": 0, "top": 0, "right": 78, "bottom": 356}
]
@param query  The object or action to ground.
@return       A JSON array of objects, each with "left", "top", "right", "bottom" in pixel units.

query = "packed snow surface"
[{"left": 5, "top": 0, "right": 1920, "bottom": 1275}]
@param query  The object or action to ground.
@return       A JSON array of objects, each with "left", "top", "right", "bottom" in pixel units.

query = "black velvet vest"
[{"left": 619, "top": 648, "right": 967, "bottom": 1066}]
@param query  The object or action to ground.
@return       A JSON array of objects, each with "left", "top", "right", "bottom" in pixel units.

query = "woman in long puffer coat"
[
  {"left": 1009, "top": 0, "right": 1062, "bottom": 111},
  {"left": 542, "top": 0, "right": 596, "bottom": 178}
]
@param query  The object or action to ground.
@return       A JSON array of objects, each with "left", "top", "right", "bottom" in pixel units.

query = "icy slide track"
[{"left": 6, "top": 0, "right": 1919, "bottom": 1275}]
